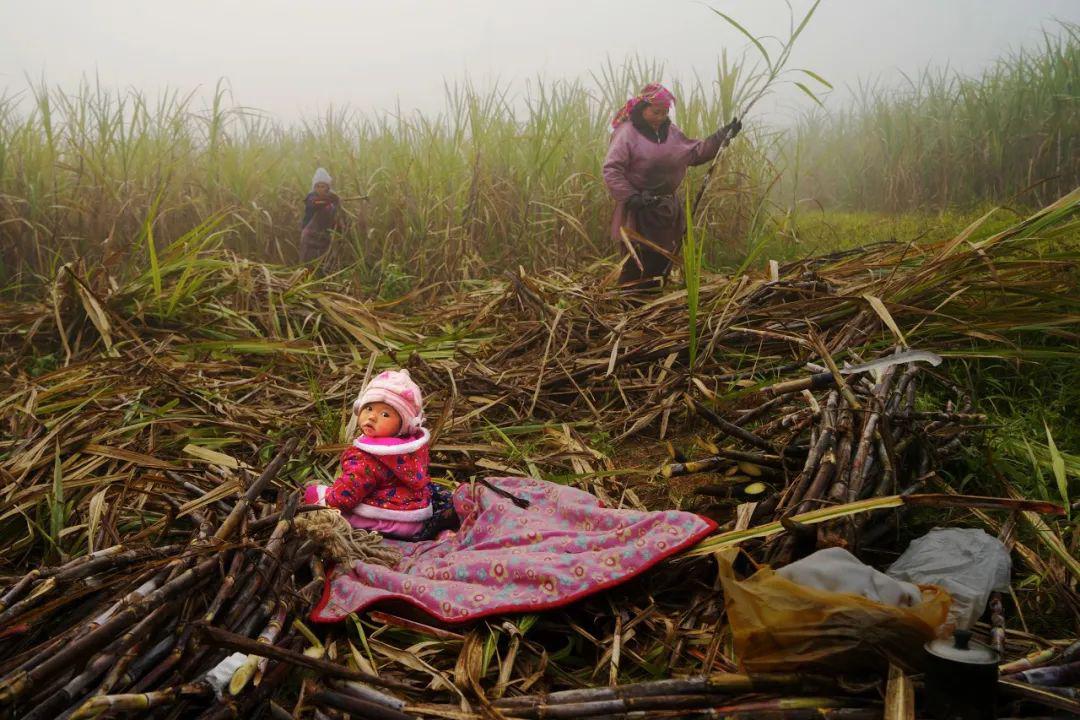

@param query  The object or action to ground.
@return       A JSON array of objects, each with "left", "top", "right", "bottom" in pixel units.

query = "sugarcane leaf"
[
  {"left": 348, "top": 613, "right": 380, "bottom": 674},
  {"left": 50, "top": 445, "right": 65, "bottom": 558},
  {"left": 183, "top": 444, "right": 246, "bottom": 469},
  {"left": 796, "top": 67, "right": 833, "bottom": 89},
  {"left": 142, "top": 189, "right": 165, "bottom": 297},
  {"left": 1044, "top": 422, "right": 1070, "bottom": 519},
  {"left": 1022, "top": 437, "right": 1049, "bottom": 501},
  {"left": 481, "top": 626, "right": 499, "bottom": 679},
  {"left": 293, "top": 618, "right": 325, "bottom": 658},
  {"left": 709, "top": 8, "right": 773, "bottom": 72},
  {"left": 67, "top": 269, "right": 117, "bottom": 356},
  {"left": 863, "top": 294, "right": 908, "bottom": 346},
  {"left": 788, "top": 0, "right": 822, "bottom": 46},
  {"left": 87, "top": 488, "right": 107, "bottom": 554},
  {"left": 793, "top": 81, "right": 826, "bottom": 109}
]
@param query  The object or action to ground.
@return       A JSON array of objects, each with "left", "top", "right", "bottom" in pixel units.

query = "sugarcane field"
[{"left": 2, "top": 2, "right": 1079, "bottom": 719}]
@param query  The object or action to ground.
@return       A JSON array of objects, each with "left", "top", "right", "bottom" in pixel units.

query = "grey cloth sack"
[
  {"left": 887, "top": 527, "right": 1010, "bottom": 630},
  {"left": 777, "top": 547, "right": 923, "bottom": 607}
]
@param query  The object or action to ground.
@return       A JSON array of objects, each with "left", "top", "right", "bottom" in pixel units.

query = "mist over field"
[{"left": 2, "top": 0, "right": 1077, "bottom": 119}]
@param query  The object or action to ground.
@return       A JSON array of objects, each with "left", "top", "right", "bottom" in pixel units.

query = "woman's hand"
[{"left": 721, "top": 117, "right": 743, "bottom": 139}]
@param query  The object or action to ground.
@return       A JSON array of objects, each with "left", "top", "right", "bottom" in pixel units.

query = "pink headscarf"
[{"left": 611, "top": 83, "right": 676, "bottom": 129}]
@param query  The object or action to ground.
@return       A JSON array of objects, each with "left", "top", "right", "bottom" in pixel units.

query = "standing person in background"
[
  {"left": 603, "top": 83, "right": 741, "bottom": 289},
  {"left": 299, "top": 167, "right": 341, "bottom": 266}
]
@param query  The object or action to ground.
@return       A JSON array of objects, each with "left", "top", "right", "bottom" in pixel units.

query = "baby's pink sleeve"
[{"left": 324, "top": 447, "right": 378, "bottom": 510}]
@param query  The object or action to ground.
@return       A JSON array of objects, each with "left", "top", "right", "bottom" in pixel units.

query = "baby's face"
[
  {"left": 313, "top": 182, "right": 331, "bottom": 197},
  {"left": 358, "top": 401, "right": 402, "bottom": 438}
]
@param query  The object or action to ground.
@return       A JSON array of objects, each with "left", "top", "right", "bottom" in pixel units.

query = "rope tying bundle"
[{"left": 294, "top": 508, "right": 402, "bottom": 568}]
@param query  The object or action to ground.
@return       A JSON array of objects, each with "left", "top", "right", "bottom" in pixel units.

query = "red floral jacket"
[{"left": 324, "top": 429, "right": 432, "bottom": 521}]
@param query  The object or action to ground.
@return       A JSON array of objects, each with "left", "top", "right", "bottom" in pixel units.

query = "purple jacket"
[{"left": 602, "top": 122, "right": 723, "bottom": 243}]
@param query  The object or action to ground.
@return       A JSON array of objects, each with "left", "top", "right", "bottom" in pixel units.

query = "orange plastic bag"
[{"left": 718, "top": 552, "right": 950, "bottom": 674}]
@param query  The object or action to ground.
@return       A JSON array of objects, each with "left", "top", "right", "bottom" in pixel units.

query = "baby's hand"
[{"left": 304, "top": 484, "right": 329, "bottom": 506}]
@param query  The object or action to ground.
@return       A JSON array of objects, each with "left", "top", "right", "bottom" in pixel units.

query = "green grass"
[{"left": 730, "top": 206, "right": 1029, "bottom": 265}]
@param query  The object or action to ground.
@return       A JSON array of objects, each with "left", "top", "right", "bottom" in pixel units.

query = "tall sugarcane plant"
[{"left": 684, "top": 184, "right": 704, "bottom": 372}]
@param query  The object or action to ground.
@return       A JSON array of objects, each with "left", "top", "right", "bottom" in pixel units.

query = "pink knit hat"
[{"left": 353, "top": 369, "right": 424, "bottom": 436}]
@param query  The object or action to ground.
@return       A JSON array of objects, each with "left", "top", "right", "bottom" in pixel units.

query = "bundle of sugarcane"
[
  {"left": 0, "top": 440, "right": 413, "bottom": 720},
  {"left": 662, "top": 344, "right": 988, "bottom": 561}
]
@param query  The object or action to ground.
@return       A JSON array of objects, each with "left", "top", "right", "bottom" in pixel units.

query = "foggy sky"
[{"left": 2, "top": 1, "right": 1077, "bottom": 122}]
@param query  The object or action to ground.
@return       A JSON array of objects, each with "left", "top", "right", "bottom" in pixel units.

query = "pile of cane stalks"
[{"left": 1, "top": 191, "right": 1078, "bottom": 718}]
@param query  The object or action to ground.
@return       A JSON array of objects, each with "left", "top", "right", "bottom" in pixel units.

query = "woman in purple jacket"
[{"left": 603, "top": 83, "right": 740, "bottom": 288}]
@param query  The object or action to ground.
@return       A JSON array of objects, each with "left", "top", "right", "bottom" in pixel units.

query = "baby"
[{"left": 305, "top": 369, "right": 432, "bottom": 539}]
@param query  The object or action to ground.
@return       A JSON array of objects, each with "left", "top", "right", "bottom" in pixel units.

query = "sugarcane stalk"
[
  {"left": 1000, "top": 647, "right": 1060, "bottom": 675},
  {"left": 67, "top": 682, "right": 214, "bottom": 719},
  {"left": 694, "top": 704, "right": 879, "bottom": 720},
  {"left": 766, "top": 443, "right": 838, "bottom": 567},
  {"left": 0, "top": 570, "right": 40, "bottom": 614},
  {"left": 999, "top": 678, "right": 1080, "bottom": 715},
  {"left": 196, "top": 637, "right": 301, "bottom": 720},
  {"left": 202, "top": 550, "right": 247, "bottom": 624},
  {"left": 754, "top": 408, "right": 814, "bottom": 440},
  {"left": 825, "top": 407, "right": 856, "bottom": 506},
  {"left": 87, "top": 569, "right": 168, "bottom": 629},
  {"left": 688, "top": 396, "right": 779, "bottom": 454},
  {"left": 793, "top": 449, "right": 837, "bottom": 517},
  {"left": 194, "top": 623, "right": 408, "bottom": 690},
  {"left": 846, "top": 368, "right": 896, "bottom": 502},
  {"left": 662, "top": 457, "right": 726, "bottom": 478},
  {"left": 312, "top": 688, "right": 416, "bottom": 720},
  {"left": 167, "top": 549, "right": 251, "bottom": 682},
  {"left": 248, "top": 504, "right": 325, "bottom": 533},
  {"left": 734, "top": 394, "right": 790, "bottom": 426},
  {"left": 268, "top": 701, "right": 294, "bottom": 720},
  {"left": 989, "top": 593, "right": 1006, "bottom": 655},
  {"left": 1054, "top": 639, "right": 1080, "bottom": 664},
  {"left": 1039, "top": 686, "right": 1080, "bottom": 700},
  {"left": 110, "top": 632, "right": 177, "bottom": 693},
  {"left": 0, "top": 630, "right": 74, "bottom": 678},
  {"left": 0, "top": 554, "right": 219, "bottom": 705},
  {"left": 23, "top": 602, "right": 175, "bottom": 720},
  {"left": 245, "top": 599, "right": 290, "bottom": 688},
  {"left": 866, "top": 433, "right": 896, "bottom": 500},
  {"left": 252, "top": 578, "right": 319, "bottom": 686},
  {"left": 94, "top": 617, "right": 170, "bottom": 697},
  {"left": 885, "top": 364, "right": 920, "bottom": 415},
  {"left": 497, "top": 694, "right": 855, "bottom": 719},
  {"left": 214, "top": 438, "right": 297, "bottom": 542},
  {"left": 332, "top": 679, "right": 408, "bottom": 710},
  {"left": 1004, "top": 660, "right": 1080, "bottom": 686},
  {"left": 131, "top": 623, "right": 192, "bottom": 693},
  {"left": 0, "top": 577, "right": 58, "bottom": 627},
  {"left": 54, "top": 544, "right": 186, "bottom": 584},
  {"left": 228, "top": 594, "right": 287, "bottom": 693},
  {"left": 495, "top": 673, "right": 833, "bottom": 708},
  {"left": 0, "top": 545, "right": 186, "bottom": 629},
  {"left": 778, "top": 392, "right": 838, "bottom": 513},
  {"left": 761, "top": 372, "right": 836, "bottom": 398},
  {"left": 230, "top": 491, "right": 300, "bottom": 619}
]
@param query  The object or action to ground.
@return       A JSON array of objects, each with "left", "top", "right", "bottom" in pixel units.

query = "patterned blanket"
[{"left": 311, "top": 477, "right": 716, "bottom": 623}]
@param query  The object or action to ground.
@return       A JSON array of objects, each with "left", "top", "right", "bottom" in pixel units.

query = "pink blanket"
[{"left": 311, "top": 477, "right": 716, "bottom": 624}]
